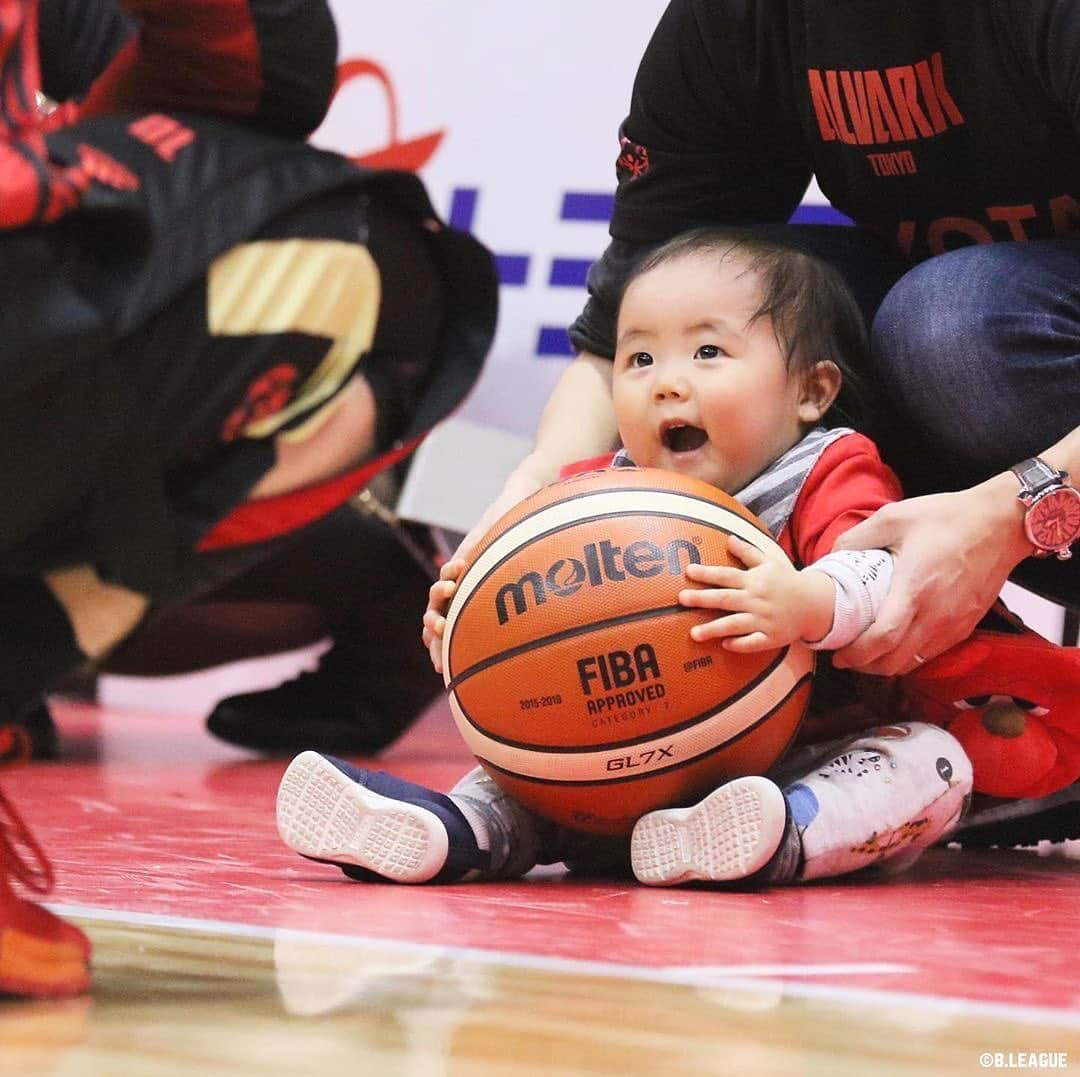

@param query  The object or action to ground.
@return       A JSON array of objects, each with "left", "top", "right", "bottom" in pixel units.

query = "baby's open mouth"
[{"left": 661, "top": 423, "right": 708, "bottom": 452}]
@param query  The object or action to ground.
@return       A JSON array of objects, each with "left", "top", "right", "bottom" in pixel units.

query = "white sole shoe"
[
  {"left": 631, "top": 776, "right": 789, "bottom": 886},
  {"left": 276, "top": 751, "right": 449, "bottom": 883}
]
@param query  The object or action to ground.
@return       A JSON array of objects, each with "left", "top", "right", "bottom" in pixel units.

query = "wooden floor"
[
  {"left": 3, "top": 697, "right": 1079, "bottom": 1076},
  {"left": 5, "top": 920, "right": 1078, "bottom": 1077}
]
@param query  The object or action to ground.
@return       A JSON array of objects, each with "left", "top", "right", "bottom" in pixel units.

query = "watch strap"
[{"left": 1010, "top": 456, "right": 1066, "bottom": 498}]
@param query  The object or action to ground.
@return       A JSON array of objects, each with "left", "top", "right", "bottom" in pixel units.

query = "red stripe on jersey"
[{"left": 196, "top": 437, "right": 423, "bottom": 552}]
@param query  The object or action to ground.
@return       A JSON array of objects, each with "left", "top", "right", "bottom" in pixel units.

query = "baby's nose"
[{"left": 653, "top": 377, "right": 687, "bottom": 400}]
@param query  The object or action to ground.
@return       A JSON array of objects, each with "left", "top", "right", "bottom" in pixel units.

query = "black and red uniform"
[{"left": 0, "top": 0, "right": 497, "bottom": 720}]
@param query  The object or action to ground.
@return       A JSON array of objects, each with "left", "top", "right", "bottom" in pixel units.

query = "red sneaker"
[
  {"left": 0, "top": 725, "right": 91, "bottom": 998},
  {"left": 901, "top": 603, "right": 1080, "bottom": 800}
]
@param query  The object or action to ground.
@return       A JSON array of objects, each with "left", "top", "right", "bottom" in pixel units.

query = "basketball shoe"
[
  {"left": 276, "top": 752, "right": 490, "bottom": 883},
  {"left": 206, "top": 618, "right": 440, "bottom": 757},
  {"left": 630, "top": 776, "right": 801, "bottom": 886},
  {"left": 0, "top": 725, "right": 91, "bottom": 997}
]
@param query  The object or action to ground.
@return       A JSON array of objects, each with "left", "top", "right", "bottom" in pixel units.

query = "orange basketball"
[{"left": 442, "top": 467, "right": 813, "bottom": 836}]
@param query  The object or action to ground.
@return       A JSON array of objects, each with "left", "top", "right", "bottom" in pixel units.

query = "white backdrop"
[{"left": 313, "top": 3, "right": 690, "bottom": 434}]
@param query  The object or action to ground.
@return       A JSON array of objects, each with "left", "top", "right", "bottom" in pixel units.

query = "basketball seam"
[
  {"left": 445, "top": 602, "right": 685, "bottom": 694},
  {"left": 451, "top": 644, "right": 793, "bottom": 753},
  {"left": 472, "top": 672, "right": 814, "bottom": 787},
  {"left": 467, "top": 482, "right": 773, "bottom": 567},
  {"left": 447, "top": 509, "right": 767, "bottom": 680}
]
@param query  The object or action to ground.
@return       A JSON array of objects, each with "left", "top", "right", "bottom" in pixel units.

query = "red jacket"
[{"left": 561, "top": 433, "right": 902, "bottom": 567}]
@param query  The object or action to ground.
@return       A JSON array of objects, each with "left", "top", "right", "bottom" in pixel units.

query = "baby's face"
[{"left": 612, "top": 252, "right": 811, "bottom": 493}]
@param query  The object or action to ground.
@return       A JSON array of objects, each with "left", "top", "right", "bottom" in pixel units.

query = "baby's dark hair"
[{"left": 621, "top": 227, "right": 871, "bottom": 428}]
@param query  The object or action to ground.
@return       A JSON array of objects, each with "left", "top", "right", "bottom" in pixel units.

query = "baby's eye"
[
  {"left": 695, "top": 344, "right": 723, "bottom": 360},
  {"left": 629, "top": 352, "right": 653, "bottom": 368}
]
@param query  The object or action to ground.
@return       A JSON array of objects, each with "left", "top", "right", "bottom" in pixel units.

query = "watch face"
[{"left": 1027, "top": 488, "right": 1080, "bottom": 551}]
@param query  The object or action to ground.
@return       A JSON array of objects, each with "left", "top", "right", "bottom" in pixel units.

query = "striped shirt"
[{"left": 613, "top": 425, "right": 854, "bottom": 541}]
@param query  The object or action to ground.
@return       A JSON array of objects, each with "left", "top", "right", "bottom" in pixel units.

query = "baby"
[{"left": 276, "top": 229, "right": 973, "bottom": 887}]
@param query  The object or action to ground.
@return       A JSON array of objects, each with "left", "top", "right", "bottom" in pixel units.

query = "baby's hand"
[
  {"left": 421, "top": 558, "right": 467, "bottom": 674},
  {"left": 678, "top": 535, "right": 833, "bottom": 652},
  {"left": 422, "top": 464, "right": 547, "bottom": 674}
]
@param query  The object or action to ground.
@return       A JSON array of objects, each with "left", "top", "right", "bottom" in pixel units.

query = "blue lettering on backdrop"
[{"left": 447, "top": 188, "right": 850, "bottom": 359}]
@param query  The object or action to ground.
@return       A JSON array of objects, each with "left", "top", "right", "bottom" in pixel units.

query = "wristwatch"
[{"left": 1009, "top": 457, "right": 1080, "bottom": 560}]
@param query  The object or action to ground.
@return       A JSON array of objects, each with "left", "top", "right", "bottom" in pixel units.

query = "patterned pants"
[
  {"left": 771, "top": 721, "right": 972, "bottom": 880},
  {"left": 449, "top": 722, "right": 973, "bottom": 883}
]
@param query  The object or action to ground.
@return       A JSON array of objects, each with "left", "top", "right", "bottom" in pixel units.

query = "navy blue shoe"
[{"left": 276, "top": 752, "right": 490, "bottom": 883}]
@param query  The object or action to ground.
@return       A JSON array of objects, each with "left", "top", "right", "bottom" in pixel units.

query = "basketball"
[{"left": 441, "top": 467, "right": 814, "bottom": 836}]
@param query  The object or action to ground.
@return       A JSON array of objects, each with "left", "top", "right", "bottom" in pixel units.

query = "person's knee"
[
  {"left": 871, "top": 243, "right": 1080, "bottom": 472},
  {"left": 872, "top": 241, "right": 1080, "bottom": 390},
  {"left": 871, "top": 252, "right": 993, "bottom": 389}
]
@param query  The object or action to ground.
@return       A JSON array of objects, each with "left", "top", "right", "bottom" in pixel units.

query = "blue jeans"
[{"left": 776, "top": 227, "right": 1079, "bottom": 605}]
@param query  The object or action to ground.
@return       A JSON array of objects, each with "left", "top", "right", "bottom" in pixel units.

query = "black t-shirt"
[{"left": 570, "top": 0, "right": 1080, "bottom": 356}]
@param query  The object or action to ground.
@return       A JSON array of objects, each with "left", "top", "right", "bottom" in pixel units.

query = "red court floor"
[{"left": 5, "top": 696, "right": 1080, "bottom": 1027}]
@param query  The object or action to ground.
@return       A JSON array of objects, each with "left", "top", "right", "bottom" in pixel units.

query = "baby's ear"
[{"left": 798, "top": 360, "right": 842, "bottom": 423}]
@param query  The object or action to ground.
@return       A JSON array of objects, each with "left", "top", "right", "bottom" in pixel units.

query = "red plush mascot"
[{"left": 901, "top": 605, "right": 1080, "bottom": 800}]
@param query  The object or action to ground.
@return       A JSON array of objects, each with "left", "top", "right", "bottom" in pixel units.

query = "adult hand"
[
  {"left": 420, "top": 460, "right": 546, "bottom": 673},
  {"left": 830, "top": 474, "right": 1031, "bottom": 676}
]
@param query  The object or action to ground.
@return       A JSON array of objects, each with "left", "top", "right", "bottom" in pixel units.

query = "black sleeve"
[
  {"left": 38, "top": 0, "right": 135, "bottom": 103},
  {"left": 1017, "top": 0, "right": 1080, "bottom": 136},
  {"left": 567, "top": 239, "right": 654, "bottom": 358},
  {"left": 570, "top": 0, "right": 813, "bottom": 357},
  {"left": 236, "top": 0, "right": 340, "bottom": 136}
]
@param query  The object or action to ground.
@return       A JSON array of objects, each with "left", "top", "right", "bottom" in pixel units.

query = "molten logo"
[{"left": 494, "top": 537, "right": 700, "bottom": 625}]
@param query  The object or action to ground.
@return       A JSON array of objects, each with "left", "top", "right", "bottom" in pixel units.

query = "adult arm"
[
  {"left": 421, "top": 353, "right": 618, "bottom": 672},
  {"left": 832, "top": 425, "right": 1080, "bottom": 675},
  {"left": 424, "top": 0, "right": 813, "bottom": 668},
  {"left": 830, "top": 5, "right": 1080, "bottom": 674},
  {"left": 38, "top": 0, "right": 135, "bottom": 103}
]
